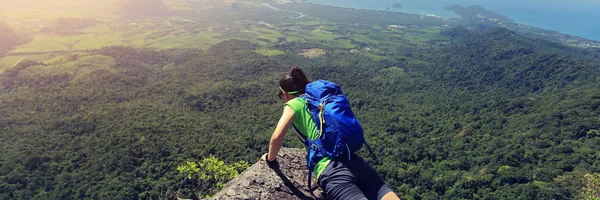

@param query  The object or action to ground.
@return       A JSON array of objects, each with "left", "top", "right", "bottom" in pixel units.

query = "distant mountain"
[
  {"left": 436, "top": 27, "right": 599, "bottom": 96},
  {"left": 391, "top": 2, "right": 402, "bottom": 8},
  {"left": 119, "top": 0, "right": 172, "bottom": 17},
  {"left": 445, "top": 4, "right": 600, "bottom": 48},
  {"left": 0, "top": 21, "right": 22, "bottom": 55},
  {"left": 445, "top": 5, "right": 513, "bottom": 23}
]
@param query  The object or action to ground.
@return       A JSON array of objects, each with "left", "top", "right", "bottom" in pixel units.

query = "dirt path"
[{"left": 12, "top": 58, "right": 24, "bottom": 67}]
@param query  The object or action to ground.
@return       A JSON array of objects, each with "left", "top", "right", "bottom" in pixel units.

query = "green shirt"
[{"left": 285, "top": 97, "right": 331, "bottom": 179}]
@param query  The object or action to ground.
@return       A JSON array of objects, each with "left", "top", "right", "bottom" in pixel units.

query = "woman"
[{"left": 261, "top": 66, "right": 401, "bottom": 200}]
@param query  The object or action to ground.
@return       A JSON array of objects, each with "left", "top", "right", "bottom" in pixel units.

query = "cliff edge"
[{"left": 210, "top": 148, "right": 322, "bottom": 200}]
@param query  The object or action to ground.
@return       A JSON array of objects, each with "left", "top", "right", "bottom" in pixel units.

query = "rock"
[{"left": 210, "top": 148, "right": 322, "bottom": 200}]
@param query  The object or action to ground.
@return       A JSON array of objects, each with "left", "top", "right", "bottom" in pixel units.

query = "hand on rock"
[{"left": 261, "top": 153, "right": 279, "bottom": 169}]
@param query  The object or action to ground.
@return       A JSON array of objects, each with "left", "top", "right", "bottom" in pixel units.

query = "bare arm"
[{"left": 267, "top": 106, "right": 295, "bottom": 161}]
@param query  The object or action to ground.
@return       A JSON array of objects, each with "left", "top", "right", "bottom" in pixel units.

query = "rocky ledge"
[{"left": 210, "top": 147, "right": 322, "bottom": 200}]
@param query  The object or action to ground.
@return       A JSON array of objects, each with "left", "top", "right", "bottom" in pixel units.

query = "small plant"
[{"left": 177, "top": 156, "right": 249, "bottom": 199}]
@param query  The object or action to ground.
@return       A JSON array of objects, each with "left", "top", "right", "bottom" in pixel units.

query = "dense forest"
[
  {"left": 1, "top": 0, "right": 600, "bottom": 199},
  {"left": 1, "top": 27, "right": 599, "bottom": 199}
]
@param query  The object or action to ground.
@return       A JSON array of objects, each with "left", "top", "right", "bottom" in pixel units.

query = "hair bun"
[
  {"left": 290, "top": 67, "right": 302, "bottom": 75},
  {"left": 279, "top": 65, "right": 309, "bottom": 93}
]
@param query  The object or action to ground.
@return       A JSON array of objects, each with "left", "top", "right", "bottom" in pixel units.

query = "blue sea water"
[{"left": 306, "top": 0, "right": 600, "bottom": 41}]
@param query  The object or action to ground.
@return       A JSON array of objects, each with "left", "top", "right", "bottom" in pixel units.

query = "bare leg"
[{"left": 381, "top": 191, "right": 401, "bottom": 200}]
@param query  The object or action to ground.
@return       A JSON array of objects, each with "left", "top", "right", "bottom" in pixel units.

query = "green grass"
[
  {"left": 22, "top": 54, "right": 57, "bottom": 62},
  {"left": 372, "top": 25, "right": 384, "bottom": 31},
  {"left": 363, "top": 53, "right": 387, "bottom": 61},
  {"left": 70, "top": 55, "right": 118, "bottom": 82},
  {"left": 250, "top": 28, "right": 284, "bottom": 46},
  {"left": 19, "top": 54, "right": 117, "bottom": 83},
  {"left": 11, "top": 35, "right": 72, "bottom": 53},
  {"left": 0, "top": 54, "right": 59, "bottom": 73},
  {"left": 318, "top": 25, "right": 338, "bottom": 32},
  {"left": 145, "top": 30, "right": 222, "bottom": 50},
  {"left": 255, "top": 48, "right": 285, "bottom": 56},
  {"left": 0, "top": 56, "right": 27, "bottom": 73},
  {"left": 403, "top": 27, "right": 446, "bottom": 44},
  {"left": 10, "top": 25, "right": 125, "bottom": 53},
  {"left": 75, "top": 55, "right": 116, "bottom": 67},
  {"left": 380, "top": 67, "right": 408, "bottom": 78},
  {"left": 1, "top": 0, "right": 121, "bottom": 20},
  {"left": 283, "top": 36, "right": 303, "bottom": 43},
  {"left": 328, "top": 39, "right": 356, "bottom": 49},
  {"left": 122, "top": 28, "right": 168, "bottom": 48},
  {"left": 349, "top": 34, "right": 379, "bottom": 46},
  {"left": 164, "top": 0, "right": 194, "bottom": 11},
  {"left": 73, "top": 25, "right": 125, "bottom": 49},
  {"left": 44, "top": 55, "right": 75, "bottom": 65},
  {"left": 295, "top": 20, "right": 325, "bottom": 26},
  {"left": 10, "top": 23, "right": 224, "bottom": 53},
  {"left": 162, "top": 63, "right": 177, "bottom": 71},
  {"left": 307, "top": 29, "right": 341, "bottom": 41},
  {"left": 277, "top": 29, "right": 341, "bottom": 45}
]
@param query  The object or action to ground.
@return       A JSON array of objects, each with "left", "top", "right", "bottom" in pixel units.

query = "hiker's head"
[{"left": 279, "top": 66, "right": 309, "bottom": 102}]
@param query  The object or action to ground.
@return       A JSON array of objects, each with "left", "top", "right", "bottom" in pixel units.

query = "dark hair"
[{"left": 279, "top": 66, "right": 309, "bottom": 95}]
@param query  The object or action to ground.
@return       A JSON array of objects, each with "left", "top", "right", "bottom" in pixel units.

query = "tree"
[{"left": 582, "top": 173, "right": 600, "bottom": 200}]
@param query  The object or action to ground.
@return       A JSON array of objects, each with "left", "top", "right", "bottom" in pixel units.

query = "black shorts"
[{"left": 317, "top": 154, "right": 393, "bottom": 200}]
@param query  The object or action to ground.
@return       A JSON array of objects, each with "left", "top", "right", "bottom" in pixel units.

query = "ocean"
[{"left": 305, "top": 0, "right": 600, "bottom": 41}]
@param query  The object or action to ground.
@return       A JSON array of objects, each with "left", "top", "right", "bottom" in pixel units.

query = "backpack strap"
[
  {"left": 317, "top": 103, "right": 325, "bottom": 138},
  {"left": 308, "top": 168, "right": 317, "bottom": 199},
  {"left": 306, "top": 140, "right": 323, "bottom": 200},
  {"left": 292, "top": 124, "right": 308, "bottom": 146},
  {"left": 292, "top": 95, "right": 327, "bottom": 199},
  {"left": 364, "top": 141, "right": 378, "bottom": 163}
]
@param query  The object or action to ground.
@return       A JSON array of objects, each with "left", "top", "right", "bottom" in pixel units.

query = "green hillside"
[{"left": 0, "top": 0, "right": 599, "bottom": 199}]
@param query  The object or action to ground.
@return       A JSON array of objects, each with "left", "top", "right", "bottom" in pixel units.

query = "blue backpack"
[{"left": 291, "top": 80, "right": 376, "bottom": 199}]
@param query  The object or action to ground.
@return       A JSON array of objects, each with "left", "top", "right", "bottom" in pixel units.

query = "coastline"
[
  {"left": 303, "top": 0, "right": 599, "bottom": 41},
  {"left": 261, "top": 2, "right": 306, "bottom": 19}
]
